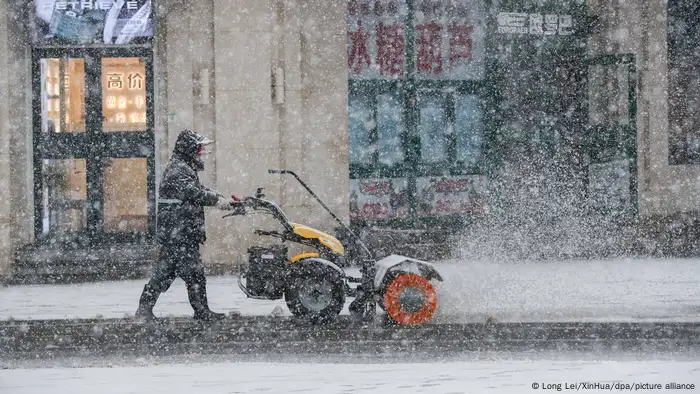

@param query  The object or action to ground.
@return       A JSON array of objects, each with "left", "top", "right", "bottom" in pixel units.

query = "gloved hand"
[{"left": 215, "top": 195, "right": 239, "bottom": 210}]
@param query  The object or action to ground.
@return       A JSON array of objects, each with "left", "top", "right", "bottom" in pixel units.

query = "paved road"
[{"left": 3, "top": 317, "right": 700, "bottom": 359}]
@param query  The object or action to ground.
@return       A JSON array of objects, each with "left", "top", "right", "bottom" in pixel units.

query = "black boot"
[
  {"left": 187, "top": 282, "right": 226, "bottom": 322},
  {"left": 135, "top": 284, "right": 159, "bottom": 321}
]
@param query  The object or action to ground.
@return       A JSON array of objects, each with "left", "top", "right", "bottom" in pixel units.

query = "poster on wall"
[
  {"left": 32, "top": 0, "right": 153, "bottom": 45},
  {"left": 587, "top": 159, "right": 631, "bottom": 212},
  {"left": 349, "top": 178, "right": 409, "bottom": 221},
  {"left": 347, "top": 0, "right": 409, "bottom": 80},
  {"left": 415, "top": 175, "right": 487, "bottom": 218},
  {"left": 412, "top": 0, "right": 486, "bottom": 80}
]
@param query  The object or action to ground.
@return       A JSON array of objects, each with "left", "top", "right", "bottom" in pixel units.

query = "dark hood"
[{"left": 173, "top": 129, "right": 211, "bottom": 171}]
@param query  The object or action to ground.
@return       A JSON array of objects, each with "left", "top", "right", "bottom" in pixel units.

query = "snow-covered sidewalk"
[{"left": 2, "top": 258, "right": 700, "bottom": 322}]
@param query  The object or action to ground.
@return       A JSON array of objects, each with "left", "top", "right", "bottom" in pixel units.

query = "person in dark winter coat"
[{"left": 136, "top": 129, "right": 238, "bottom": 321}]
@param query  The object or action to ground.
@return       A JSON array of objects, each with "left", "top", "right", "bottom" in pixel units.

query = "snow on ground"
[
  {"left": 2, "top": 360, "right": 699, "bottom": 394},
  {"left": 2, "top": 257, "right": 700, "bottom": 322}
]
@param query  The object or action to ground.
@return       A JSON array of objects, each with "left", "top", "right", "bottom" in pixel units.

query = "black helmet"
[{"left": 174, "top": 129, "right": 214, "bottom": 171}]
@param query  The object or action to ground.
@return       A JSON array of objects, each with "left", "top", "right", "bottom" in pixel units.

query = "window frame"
[{"left": 32, "top": 47, "right": 156, "bottom": 247}]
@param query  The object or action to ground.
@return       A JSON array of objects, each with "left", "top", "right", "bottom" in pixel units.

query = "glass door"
[
  {"left": 32, "top": 48, "right": 155, "bottom": 247},
  {"left": 584, "top": 54, "right": 637, "bottom": 216}
]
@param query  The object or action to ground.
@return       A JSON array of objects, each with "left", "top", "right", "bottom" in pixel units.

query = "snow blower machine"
[{"left": 224, "top": 169, "right": 443, "bottom": 326}]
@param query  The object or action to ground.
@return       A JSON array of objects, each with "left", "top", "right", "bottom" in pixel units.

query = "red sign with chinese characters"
[
  {"left": 350, "top": 178, "right": 409, "bottom": 220},
  {"left": 412, "top": 0, "right": 485, "bottom": 80},
  {"left": 347, "top": 0, "right": 408, "bottom": 79},
  {"left": 347, "top": 0, "right": 485, "bottom": 80},
  {"left": 415, "top": 175, "right": 488, "bottom": 217}
]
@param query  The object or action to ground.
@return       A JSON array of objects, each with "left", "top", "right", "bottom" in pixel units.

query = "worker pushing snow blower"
[
  {"left": 226, "top": 169, "right": 444, "bottom": 326},
  {"left": 135, "top": 129, "right": 240, "bottom": 322}
]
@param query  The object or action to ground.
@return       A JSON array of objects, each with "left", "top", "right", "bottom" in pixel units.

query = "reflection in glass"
[
  {"left": 103, "top": 158, "right": 148, "bottom": 232},
  {"left": 42, "top": 159, "right": 87, "bottom": 234},
  {"left": 348, "top": 95, "right": 374, "bottom": 164},
  {"left": 455, "top": 94, "right": 484, "bottom": 166},
  {"left": 102, "top": 58, "right": 147, "bottom": 132},
  {"left": 40, "top": 58, "right": 86, "bottom": 134},
  {"left": 588, "top": 64, "right": 629, "bottom": 126},
  {"left": 418, "top": 94, "right": 448, "bottom": 162},
  {"left": 376, "top": 93, "right": 404, "bottom": 165}
]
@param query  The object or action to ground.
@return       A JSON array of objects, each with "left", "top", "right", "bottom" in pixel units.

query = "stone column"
[
  {"left": 165, "top": 0, "right": 196, "bottom": 159},
  {"left": 204, "top": 0, "right": 349, "bottom": 268},
  {"left": 205, "top": 0, "right": 277, "bottom": 266},
  {"left": 0, "top": 0, "right": 10, "bottom": 278},
  {"left": 292, "top": 0, "right": 349, "bottom": 230}
]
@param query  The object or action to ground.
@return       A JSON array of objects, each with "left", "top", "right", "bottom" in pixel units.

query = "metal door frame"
[{"left": 31, "top": 47, "right": 156, "bottom": 247}]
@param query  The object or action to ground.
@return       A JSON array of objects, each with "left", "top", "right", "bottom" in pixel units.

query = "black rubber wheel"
[{"left": 284, "top": 261, "right": 346, "bottom": 325}]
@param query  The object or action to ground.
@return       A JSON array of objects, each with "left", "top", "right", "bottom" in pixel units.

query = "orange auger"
[{"left": 384, "top": 273, "right": 438, "bottom": 325}]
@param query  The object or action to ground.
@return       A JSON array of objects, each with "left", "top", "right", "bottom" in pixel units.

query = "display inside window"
[
  {"left": 103, "top": 158, "right": 148, "bottom": 232},
  {"left": 455, "top": 94, "right": 484, "bottom": 166},
  {"left": 41, "top": 158, "right": 87, "bottom": 234},
  {"left": 348, "top": 95, "right": 374, "bottom": 164},
  {"left": 417, "top": 91, "right": 484, "bottom": 165},
  {"left": 376, "top": 93, "right": 405, "bottom": 165},
  {"left": 417, "top": 92, "right": 448, "bottom": 163},
  {"left": 102, "top": 57, "right": 147, "bottom": 132},
  {"left": 348, "top": 91, "right": 405, "bottom": 166},
  {"left": 587, "top": 64, "right": 630, "bottom": 127},
  {"left": 40, "top": 58, "right": 86, "bottom": 134}
]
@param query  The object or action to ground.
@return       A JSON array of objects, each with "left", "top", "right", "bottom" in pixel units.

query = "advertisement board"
[
  {"left": 32, "top": 0, "right": 153, "bottom": 45},
  {"left": 412, "top": 0, "right": 486, "bottom": 80},
  {"left": 347, "top": 0, "right": 409, "bottom": 79},
  {"left": 349, "top": 178, "right": 409, "bottom": 221},
  {"left": 415, "top": 175, "right": 487, "bottom": 218}
]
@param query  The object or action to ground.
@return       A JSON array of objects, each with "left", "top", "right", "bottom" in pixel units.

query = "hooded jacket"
[{"left": 157, "top": 130, "right": 220, "bottom": 246}]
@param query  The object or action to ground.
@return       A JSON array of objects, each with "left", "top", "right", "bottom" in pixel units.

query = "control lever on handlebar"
[
  {"left": 254, "top": 229, "right": 282, "bottom": 237},
  {"left": 222, "top": 201, "right": 247, "bottom": 218}
]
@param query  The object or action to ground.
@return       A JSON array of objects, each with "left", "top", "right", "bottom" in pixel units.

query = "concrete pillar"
[
  {"left": 206, "top": 0, "right": 277, "bottom": 265},
  {"left": 295, "top": 0, "right": 350, "bottom": 227},
  {"left": 0, "top": 0, "right": 10, "bottom": 278},
  {"left": 165, "top": 0, "right": 195, "bottom": 157},
  {"left": 204, "top": 0, "right": 349, "bottom": 267},
  {"left": 8, "top": 0, "right": 34, "bottom": 261}
]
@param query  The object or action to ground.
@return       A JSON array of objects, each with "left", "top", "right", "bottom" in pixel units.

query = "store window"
[
  {"left": 417, "top": 93, "right": 449, "bottom": 163},
  {"left": 34, "top": 49, "right": 154, "bottom": 243},
  {"left": 668, "top": 0, "right": 700, "bottom": 164},
  {"left": 41, "top": 159, "right": 87, "bottom": 235},
  {"left": 376, "top": 93, "right": 405, "bottom": 165},
  {"left": 455, "top": 94, "right": 484, "bottom": 167},
  {"left": 103, "top": 158, "right": 148, "bottom": 232},
  {"left": 349, "top": 95, "right": 373, "bottom": 165},
  {"left": 31, "top": 0, "right": 155, "bottom": 249},
  {"left": 347, "top": 0, "right": 489, "bottom": 224},
  {"left": 40, "top": 58, "right": 86, "bottom": 134},
  {"left": 348, "top": 90, "right": 405, "bottom": 166},
  {"left": 417, "top": 91, "right": 484, "bottom": 166},
  {"left": 102, "top": 58, "right": 148, "bottom": 132}
]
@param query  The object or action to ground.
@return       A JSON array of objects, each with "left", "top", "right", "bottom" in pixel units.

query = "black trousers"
[{"left": 146, "top": 242, "right": 210, "bottom": 311}]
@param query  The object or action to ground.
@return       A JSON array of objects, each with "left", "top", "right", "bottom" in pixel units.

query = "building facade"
[{"left": 0, "top": 0, "right": 698, "bottom": 282}]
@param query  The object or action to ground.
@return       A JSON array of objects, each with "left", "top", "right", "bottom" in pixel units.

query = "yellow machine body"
[{"left": 289, "top": 223, "right": 345, "bottom": 255}]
